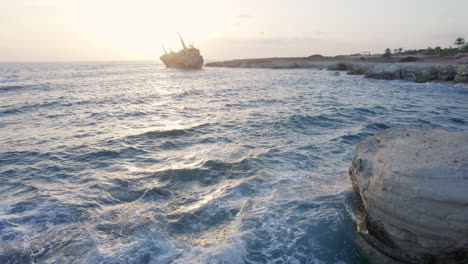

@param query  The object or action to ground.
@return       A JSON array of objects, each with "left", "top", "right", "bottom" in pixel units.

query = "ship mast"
[{"left": 177, "top": 32, "right": 188, "bottom": 50}]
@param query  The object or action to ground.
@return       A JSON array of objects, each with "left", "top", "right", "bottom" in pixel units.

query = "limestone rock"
[
  {"left": 454, "top": 66, "right": 468, "bottom": 82},
  {"left": 400, "top": 65, "right": 439, "bottom": 83},
  {"left": 327, "top": 63, "right": 348, "bottom": 71},
  {"left": 364, "top": 64, "right": 402, "bottom": 80},
  {"left": 347, "top": 68, "right": 366, "bottom": 75},
  {"left": 206, "top": 58, "right": 468, "bottom": 83},
  {"left": 349, "top": 125, "right": 468, "bottom": 263},
  {"left": 437, "top": 65, "right": 457, "bottom": 81},
  {"left": 457, "top": 57, "right": 468, "bottom": 64}
]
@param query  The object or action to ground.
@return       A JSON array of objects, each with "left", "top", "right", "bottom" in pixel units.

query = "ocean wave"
[
  {"left": 363, "top": 122, "right": 390, "bottom": 131},
  {"left": 72, "top": 146, "right": 148, "bottom": 162},
  {"left": 0, "top": 101, "right": 70, "bottom": 117},
  {"left": 104, "top": 184, "right": 171, "bottom": 204},
  {"left": 0, "top": 85, "right": 30, "bottom": 92},
  {"left": 270, "top": 114, "right": 343, "bottom": 135},
  {"left": 1, "top": 62, "right": 466, "bottom": 263},
  {"left": 288, "top": 114, "right": 339, "bottom": 128},
  {"left": 125, "top": 123, "right": 212, "bottom": 141},
  {"left": 0, "top": 151, "right": 54, "bottom": 166},
  {"left": 332, "top": 123, "right": 391, "bottom": 145}
]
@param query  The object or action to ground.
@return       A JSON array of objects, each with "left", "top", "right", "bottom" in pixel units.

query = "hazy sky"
[{"left": 1, "top": 0, "right": 467, "bottom": 62}]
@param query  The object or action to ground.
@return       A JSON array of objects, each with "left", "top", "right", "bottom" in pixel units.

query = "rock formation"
[
  {"left": 206, "top": 59, "right": 468, "bottom": 83},
  {"left": 160, "top": 33, "right": 204, "bottom": 69},
  {"left": 349, "top": 125, "right": 468, "bottom": 263},
  {"left": 454, "top": 66, "right": 468, "bottom": 82},
  {"left": 327, "top": 62, "right": 348, "bottom": 71}
]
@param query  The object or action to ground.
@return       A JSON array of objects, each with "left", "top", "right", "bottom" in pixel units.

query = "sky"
[{"left": 1, "top": 0, "right": 467, "bottom": 62}]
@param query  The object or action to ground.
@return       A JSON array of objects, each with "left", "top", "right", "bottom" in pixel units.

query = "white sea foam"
[{"left": 0, "top": 62, "right": 466, "bottom": 263}]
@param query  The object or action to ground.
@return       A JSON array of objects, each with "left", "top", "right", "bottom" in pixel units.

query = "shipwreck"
[{"left": 160, "top": 33, "right": 204, "bottom": 69}]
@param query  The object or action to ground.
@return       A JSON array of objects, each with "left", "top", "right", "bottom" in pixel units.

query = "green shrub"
[{"left": 400, "top": 56, "right": 419, "bottom": 62}]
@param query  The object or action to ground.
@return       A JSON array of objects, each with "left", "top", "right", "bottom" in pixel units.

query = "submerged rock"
[
  {"left": 160, "top": 33, "right": 204, "bottom": 69},
  {"left": 349, "top": 125, "right": 468, "bottom": 263}
]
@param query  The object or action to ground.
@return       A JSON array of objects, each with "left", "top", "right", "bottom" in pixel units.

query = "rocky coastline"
[
  {"left": 206, "top": 56, "right": 468, "bottom": 83},
  {"left": 349, "top": 126, "right": 468, "bottom": 263}
]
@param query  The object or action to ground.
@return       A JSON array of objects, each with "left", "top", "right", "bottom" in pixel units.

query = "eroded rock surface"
[
  {"left": 206, "top": 59, "right": 468, "bottom": 83},
  {"left": 454, "top": 66, "right": 468, "bottom": 82},
  {"left": 349, "top": 125, "right": 468, "bottom": 263}
]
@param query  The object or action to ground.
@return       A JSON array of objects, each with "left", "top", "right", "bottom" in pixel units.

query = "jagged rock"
[
  {"left": 363, "top": 64, "right": 447, "bottom": 83},
  {"left": 400, "top": 65, "right": 439, "bottom": 83},
  {"left": 206, "top": 58, "right": 468, "bottom": 83},
  {"left": 349, "top": 125, "right": 468, "bottom": 264},
  {"left": 437, "top": 65, "right": 457, "bottom": 81},
  {"left": 347, "top": 68, "right": 366, "bottom": 75},
  {"left": 457, "top": 57, "right": 468, "bottom": 65},
  {"left": 270, "top": 60, "right": 300, "bottom": 69},
  {"left": 327, "top": 63, "right": 348, "bottom": 71},
  {"left": 364, "top": 64, "right": 401, "bottom": 80},
  {"left": 454, "top": 66, "right": 468, "bottom": 82}
]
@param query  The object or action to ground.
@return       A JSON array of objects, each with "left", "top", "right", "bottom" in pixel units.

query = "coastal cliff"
[
  {"left": 206, "top": 57, "right": 468, "bottom": 83},
  {"left": 349, "top": 126, "right": 468, "bottom": 263}
]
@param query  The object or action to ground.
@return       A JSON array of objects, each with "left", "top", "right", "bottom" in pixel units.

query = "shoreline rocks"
[
  {"left": 206, "top": 59, "right": 468, "bottom": 83},
  {"left": 348, "top": 126, "right": 468, "bottom": 263}
]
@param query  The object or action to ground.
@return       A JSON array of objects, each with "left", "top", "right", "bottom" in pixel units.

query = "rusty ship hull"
[{"left": 160, "top": 34, "right": 204, "bottom": 69}]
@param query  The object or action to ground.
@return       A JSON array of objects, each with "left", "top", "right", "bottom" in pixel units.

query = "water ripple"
[{"left": 0, "top": 62, "right": 466, "bottom": 263}]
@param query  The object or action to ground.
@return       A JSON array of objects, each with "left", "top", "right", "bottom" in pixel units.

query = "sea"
[{"left": 0, "top": 61, "right": 467, "bottom": 264}]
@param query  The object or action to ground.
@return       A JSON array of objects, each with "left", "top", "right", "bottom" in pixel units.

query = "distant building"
[{"left": 360, "top": 51, "right": 371, "bottom": 56}]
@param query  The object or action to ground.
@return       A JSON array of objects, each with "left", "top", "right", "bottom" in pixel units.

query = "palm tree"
[
  {"left": 383, "top": 48, "right": 391, "bottom": 57},
  {"left": 398, "top": 48, "right": 403, "bottom": 54},
  {"left": 454, "top": 37, "right": 465, "bottom": 49}
]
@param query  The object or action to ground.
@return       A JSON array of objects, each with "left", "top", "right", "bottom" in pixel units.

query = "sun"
[{"left": 68, "top": 0, "right": 232, "bottom": 59}]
